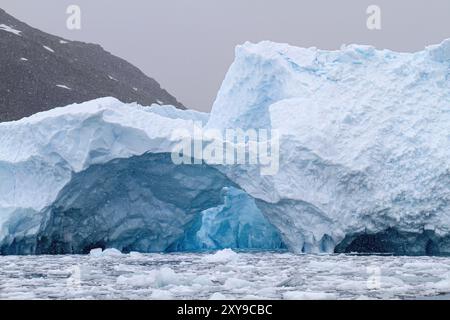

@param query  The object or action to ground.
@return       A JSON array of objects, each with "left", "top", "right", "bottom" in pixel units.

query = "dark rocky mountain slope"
[{"left": 0, "top": 8, "right": 184, "bottom": 122}]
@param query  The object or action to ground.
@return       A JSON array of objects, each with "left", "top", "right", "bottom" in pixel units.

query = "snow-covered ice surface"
[{"left": 1, "top": 251, "right": 450, "bottom": 300}]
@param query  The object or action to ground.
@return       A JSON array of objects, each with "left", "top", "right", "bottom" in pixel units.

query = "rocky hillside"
[{"left": 0, "top": 8, "right": 184, "bottom": 122}]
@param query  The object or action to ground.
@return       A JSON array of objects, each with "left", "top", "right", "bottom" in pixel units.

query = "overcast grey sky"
[{"left": 1, "top": 0, "right": 450, "bottom": 111}]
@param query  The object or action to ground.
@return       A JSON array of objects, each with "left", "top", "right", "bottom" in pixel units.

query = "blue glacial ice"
[
  {"left": 1, "top": 39, "right": 450, "bottom": 255},
  {"left": 169, "top": 187, "right": 285, "bottom": 251},
  {"left": 30, "top": 153, "right": 285, "bottom": 254}
]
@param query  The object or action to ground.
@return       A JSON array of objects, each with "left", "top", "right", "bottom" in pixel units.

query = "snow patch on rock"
[{"left": 0, "top": 24, "right": 21, "bottom": 36}]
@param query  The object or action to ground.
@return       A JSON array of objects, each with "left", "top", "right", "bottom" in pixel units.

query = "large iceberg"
[{"left": 1, "top": 39, "right": 450, "bottom": 255}]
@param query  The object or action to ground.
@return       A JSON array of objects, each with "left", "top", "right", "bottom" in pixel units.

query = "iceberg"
[
  {"left": 1, "top": 39, "right": 450, "bottom": 255},
  {"left": 0, "top": 98, "right": 284, "bottom": 254}
]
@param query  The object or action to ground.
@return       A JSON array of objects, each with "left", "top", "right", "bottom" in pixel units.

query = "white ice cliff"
[
  {"left": 210, "top": 40, "right": 450, "bottom": 254},
  {"left": 1, "top": 39, "right": 450, "bottom": 255}
]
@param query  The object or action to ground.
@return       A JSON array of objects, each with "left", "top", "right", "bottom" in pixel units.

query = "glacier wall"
[{"left": 1, "top": 39, "right": 450, "bottom": 255}]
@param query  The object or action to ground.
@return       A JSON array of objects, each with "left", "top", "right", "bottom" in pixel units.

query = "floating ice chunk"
[
  {"left": 433, "top": 279, "right": 450, "bottom": 291},
  {"left": 116, "top": 274, "right": 155, "bottom": 288},
  {"left": 224, "top": 278, "right": 252, "bottom": 289},
  {"left": 209, "top": 292, "right": 227, "bottom": 300},
  {"left": 283, "top": 291, "right": 337, "bottom": 300},
  {"left": 101, "top": 248, "right": 123, "bottom": 256},
  {"left": 201, "top": 249, "right": 238, "bottom": 263},
  {"left": 151, "top": 289, "right": 174, "bottom": 299},
  {"left": 116, "top": 267, "right": 182, "bottom": 288},
  {"left": 129, "top": 251, "right": 144, "bottom": 258},
  {"left": 152, "top": 267, "right": 182, "bottom": 287},
  {"left": 242, "top": 295, "right": 268, "bottom": 300},
  {"left": 120, "top": 271, "right": 153, "bottom": 287},
  {"left": 192, "top": 275, "right": 214, "bottom": 286},
  {"left": 0, "top": 24, "right": 21, "bottom": 36},
  {"left": 89, "top": 248, "right": 103, "bottom": 257}
]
